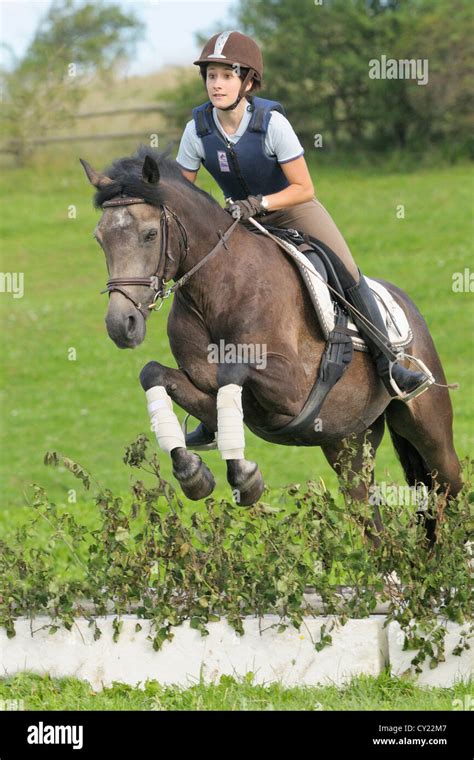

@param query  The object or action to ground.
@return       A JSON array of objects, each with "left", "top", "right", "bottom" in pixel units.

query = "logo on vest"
[{"left": 217, "top": 150, "right": 230, "bottom": 172}]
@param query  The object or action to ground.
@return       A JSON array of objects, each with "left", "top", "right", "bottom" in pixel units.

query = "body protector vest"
[{"left": 192, "top": 96, "right": 291, "bottom": 200}]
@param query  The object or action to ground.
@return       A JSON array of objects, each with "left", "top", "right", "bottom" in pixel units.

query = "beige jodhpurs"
[{"left": 248, "top": 197, "right": 360, "bottom": 284}]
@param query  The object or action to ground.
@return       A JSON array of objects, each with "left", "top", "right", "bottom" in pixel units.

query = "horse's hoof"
[
  {"left": 231, "top": 463, "right": 265, "bottom": 506},
  {"left": 171, "top": 448, "right": 215, "bottom": 500},
  {"left": 178, "top": 465, "right": 216, "bottom": 500}
]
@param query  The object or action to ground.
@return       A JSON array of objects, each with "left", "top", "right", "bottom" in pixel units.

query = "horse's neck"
[
  {"left": 172, "top": 194, "right": 237, "bottom": 281},
  {"left": 167, "top": 191, "right": 263, "bottom": 319}
]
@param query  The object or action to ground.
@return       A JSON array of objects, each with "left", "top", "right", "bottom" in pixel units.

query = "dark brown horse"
[{"left": 81, "top": 147, "right": 461, "bottom": 542}]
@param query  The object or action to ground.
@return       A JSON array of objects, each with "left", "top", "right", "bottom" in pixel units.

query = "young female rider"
[{"left": 176, "top": 31, "right": 429, "bottom": 446}]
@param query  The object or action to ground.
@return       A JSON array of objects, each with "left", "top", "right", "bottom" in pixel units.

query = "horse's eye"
[{"left": 144, "top": 229, "right": 158, "bottom": 242}]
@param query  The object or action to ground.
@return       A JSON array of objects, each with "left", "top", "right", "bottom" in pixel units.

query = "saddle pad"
[{"left": 284, "top": 241, "right": 413, "bottom": 353}]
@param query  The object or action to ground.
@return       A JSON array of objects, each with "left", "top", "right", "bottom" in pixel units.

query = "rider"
[{"left": 176, "top": 30, "right": 430, "bottom": 446}]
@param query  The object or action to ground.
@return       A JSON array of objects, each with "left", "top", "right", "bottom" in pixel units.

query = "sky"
[{"left": 0, "top": 0, "right": 239, "bottom": 74}]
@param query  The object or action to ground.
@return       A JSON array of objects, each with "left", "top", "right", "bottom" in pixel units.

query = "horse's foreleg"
[
  {"left": 140, "top": 360, "right": 217, "bottom": 429},
  {"left": 139, "top": 360, "right": 216, "bottom": 500},
  {"left": 139, "top": 360, "right": 265, "bottom": 505},
  {"left": 216, "top": 363, "right": 265, "bottom": 506}
]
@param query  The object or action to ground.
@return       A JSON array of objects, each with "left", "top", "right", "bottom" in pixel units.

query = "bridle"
[
  {"left": 100, "top": 195, "right": 239, "bottom": 318},
  {"left": 100, "top": 195, "right": 189, "bottom": 317}
]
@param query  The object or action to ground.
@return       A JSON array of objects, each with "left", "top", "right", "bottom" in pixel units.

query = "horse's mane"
[{"left": 93, "top": 143, "right": 221, "bottom": 210}]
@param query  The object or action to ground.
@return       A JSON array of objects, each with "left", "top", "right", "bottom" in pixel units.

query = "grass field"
[
  {"left": 0, "top": 155, "right": 472, "bottom": 710},
  {"left": 0, "top": 671, "right": 472, "bottom": 711}
]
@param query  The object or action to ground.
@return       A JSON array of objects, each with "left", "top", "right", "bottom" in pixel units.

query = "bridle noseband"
[
  {"left": 100, "top": 195, "right": 189, "bottom": 317},
  {"left": 99, "top": 195, "right": 240, "bottom": 317}
]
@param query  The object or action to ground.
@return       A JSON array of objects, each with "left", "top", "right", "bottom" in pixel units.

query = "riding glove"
[{"left": 225, "top": 194, "right": 266, "bottom": 221}]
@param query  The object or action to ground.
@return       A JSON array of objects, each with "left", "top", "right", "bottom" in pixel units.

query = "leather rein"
[{"left": 100, "top": 195, "right": 240, "bottom": 317}]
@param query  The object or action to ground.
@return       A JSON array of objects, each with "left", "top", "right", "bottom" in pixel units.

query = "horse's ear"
[
  {"left": 79, "top": 158, "right": 114, "bottom": 189},
  {"left": 142, "top": 155, "right": 160, "bottom": 184}
]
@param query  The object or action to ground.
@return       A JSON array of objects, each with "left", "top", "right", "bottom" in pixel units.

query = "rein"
[{"left": 100, "top": 195, "right": 239, "bottom": 317}]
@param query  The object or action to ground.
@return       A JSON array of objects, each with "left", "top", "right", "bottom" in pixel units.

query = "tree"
[
  {"left": 231, "top": 0, "right": 473, "bottom": 155},
  {"left": 0, "top": 0, "right": 144, "bottom": 165}
]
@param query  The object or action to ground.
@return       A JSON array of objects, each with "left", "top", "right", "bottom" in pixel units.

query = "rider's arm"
[
  {"left": 180, "top": 168, "right": 198, "bottom": 184},
  {"left": 176, "top": 119, "right": 202, "bottom": 185},
  {"left": 262, "top": 155, "right": 315, "bottom": 211}
]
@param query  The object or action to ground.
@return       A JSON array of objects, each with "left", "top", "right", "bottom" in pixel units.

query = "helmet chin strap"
[{"left": 218, "top": 68, "right": 255, "bottom": 111}]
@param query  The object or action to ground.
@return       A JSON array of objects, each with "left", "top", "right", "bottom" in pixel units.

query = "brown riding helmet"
[{"left": 193, "top": 31, "right": 263, "bottom": 110}]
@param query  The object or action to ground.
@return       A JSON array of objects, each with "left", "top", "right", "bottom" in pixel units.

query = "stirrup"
[
  {"left": 181, "top": 413, "right": 217, "bottom": 451},
  {"left": 388, "top": 353, "right": 435, "bottom": 403}
]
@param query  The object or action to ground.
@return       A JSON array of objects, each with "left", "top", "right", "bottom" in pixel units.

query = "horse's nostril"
[{"left": 126, "top": 315, "right": 136, "bottom": 335}]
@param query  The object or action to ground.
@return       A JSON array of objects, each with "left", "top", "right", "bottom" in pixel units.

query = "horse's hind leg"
[
  {"left": 381, "top": 283, "right": 463, "bottom": 540},
  {"left": 321, "top": 414, "right": 386, "bottom": 547},
  {"left": 385, "top": 387, "right": 462, "bottom": 545},
  {"left": 140, "top": 361, "right": 216, "bottom": 500},
  {"left": 385, "top": 391, "right": 462, "bottom": 496}
]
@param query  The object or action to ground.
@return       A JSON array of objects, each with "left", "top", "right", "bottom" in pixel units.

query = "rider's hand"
[{"left": 225, "top": 194, "right": 266, "bottom": 221}]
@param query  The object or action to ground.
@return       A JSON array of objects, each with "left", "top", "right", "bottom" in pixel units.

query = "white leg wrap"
[
  {"left": 216, "top": 383, "right": 245, "bottom": 460},
  {"left": 145, "top": 385, "right": 186, "bottom": 454}
]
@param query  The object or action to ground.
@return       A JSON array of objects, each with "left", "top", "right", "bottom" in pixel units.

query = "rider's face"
[{"left": 206, "top": 65, "right": 244, "bottom": 108}]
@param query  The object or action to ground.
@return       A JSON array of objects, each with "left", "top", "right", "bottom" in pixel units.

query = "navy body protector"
[{"left": 192, "top": 95, "right": 291, "bottom": 200}]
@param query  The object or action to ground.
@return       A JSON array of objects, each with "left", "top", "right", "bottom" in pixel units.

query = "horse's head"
[{"left": 81, "top": 149, "right": 188, "bottom": 349}]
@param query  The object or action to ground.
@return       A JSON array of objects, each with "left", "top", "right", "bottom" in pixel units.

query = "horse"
[{"left": 80, "top": 146, "right": 462, "bottom": 545}]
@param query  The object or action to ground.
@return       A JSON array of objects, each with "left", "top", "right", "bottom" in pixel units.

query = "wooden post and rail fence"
[{"left": 0, "top": 103, "right": 182, "bottom": 163}]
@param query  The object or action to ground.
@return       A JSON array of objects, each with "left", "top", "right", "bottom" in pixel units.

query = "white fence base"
[
  {"left": 0, "top": 615, "right": 471, "bottom": 691},
  {"left": 1, "top": 615, "right": 386, "bottom": 691},
  {"left": 388, "top": 622, "right": 473, "bottom": 687}
]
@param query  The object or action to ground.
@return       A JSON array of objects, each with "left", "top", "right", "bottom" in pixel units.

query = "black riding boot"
[
  {"left": 185, "top": 421, "right": 216, "bottom": 449},
  {"left": 345, "top": 274, "right": 430, "bottom": 397}
]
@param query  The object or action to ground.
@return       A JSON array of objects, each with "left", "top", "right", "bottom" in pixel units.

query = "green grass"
[
  {"left": 0, "top": 158, "right": 472, "bottom": 520},
  {"left": 0, "top": 671, "right": 471, "bottom": 711}
]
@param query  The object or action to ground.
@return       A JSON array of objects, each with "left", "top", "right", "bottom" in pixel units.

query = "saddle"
[
  {"left": 251, "top": 224, "right": 413, "bottom": 352},
  {"left": 247, "top": 224, "right": 413, "bottom": 438}
]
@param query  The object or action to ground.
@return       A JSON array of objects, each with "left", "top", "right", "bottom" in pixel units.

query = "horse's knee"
[
  {"left": 139, "top": 360, "right": 168, "bottom": 391},
  {"left": 217, "top": 362, "right": 250, "bottom": 388}
]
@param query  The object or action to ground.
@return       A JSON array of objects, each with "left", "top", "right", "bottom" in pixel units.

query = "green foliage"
[
  {"left": 0, "top": 0, "right": 143, "bottom": 164},
  {"left": 25, "top": 0, "right": 143, "bottom": 71},
  {"left": 0, "top": 435, "right": 472, "bottom": 673},
  {"left": 166, "top": 0, "right": 474, "bottom": 157}
]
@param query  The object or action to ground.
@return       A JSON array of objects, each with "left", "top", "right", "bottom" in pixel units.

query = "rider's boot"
[
  {"left": 185, "top": 421, "right": 217, "bottom": 450},
  {"left": 345, "top": 272, "right": 431, "bottom": 398}
]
